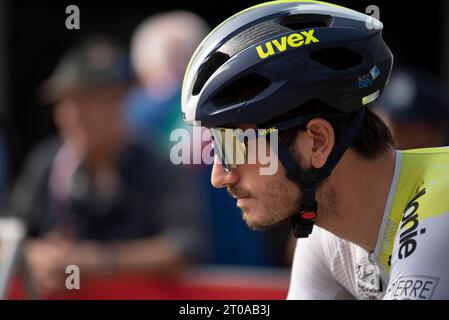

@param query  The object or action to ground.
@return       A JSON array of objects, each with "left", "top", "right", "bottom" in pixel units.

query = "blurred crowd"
[
  {"left": 0, "top": 9, "right": 449, "bottom": 298},
  {"left": 0, "top": 11, "right": 292, "bottom": 297}
]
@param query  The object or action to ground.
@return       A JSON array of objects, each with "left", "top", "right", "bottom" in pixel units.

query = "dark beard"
[
  {"left": 248, "top": 214, "right": 295, "bottom": 231},
  {"left": 244, "top": 189, "right": 302, "bottom": 231}
]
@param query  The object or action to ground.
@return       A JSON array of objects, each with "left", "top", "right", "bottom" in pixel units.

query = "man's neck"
[{"left": 316, "top": 148, "right": 397, "bottom": 252}]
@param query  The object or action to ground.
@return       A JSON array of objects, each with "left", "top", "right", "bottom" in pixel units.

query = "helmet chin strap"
[{"left": 275, "top": 109, "right": 365, "bottom": 238}]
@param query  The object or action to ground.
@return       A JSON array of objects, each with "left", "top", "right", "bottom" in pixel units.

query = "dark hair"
[{"left": 271, "top": 100, "right": 395, "bottom": 159}]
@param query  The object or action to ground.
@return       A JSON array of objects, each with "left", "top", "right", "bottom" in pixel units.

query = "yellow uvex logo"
[{"left": 256, "top": 29, "right": 319, "bottom": 59}]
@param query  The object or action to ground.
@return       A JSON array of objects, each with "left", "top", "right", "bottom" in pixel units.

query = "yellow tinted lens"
[{"left": 210, "top": 128, "right": 246, "bottom": 169}]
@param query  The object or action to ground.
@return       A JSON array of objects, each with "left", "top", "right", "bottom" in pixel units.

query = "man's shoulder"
[
  {"left": 386, "top": 206, "right": 449, "bottom": 299},
  {"left": 401, "top": 146, "right": 449, "bottom": 181},
  {"left": 397, "top": 146, "right": 449, "bottom": 227},
  {"left": 401, "top": 146, "right": 449, "bottom": 157}
]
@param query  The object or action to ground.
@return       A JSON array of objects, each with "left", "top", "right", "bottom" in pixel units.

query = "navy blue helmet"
[{"left": 182, "top": 0, "right": 393, "bottom": 127}]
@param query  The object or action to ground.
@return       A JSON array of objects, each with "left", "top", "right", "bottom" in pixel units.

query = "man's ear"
[{"left": 305, "top": 118, "right": 335, "bottom": 169}]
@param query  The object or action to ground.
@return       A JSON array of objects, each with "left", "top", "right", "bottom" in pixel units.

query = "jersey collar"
[{"left": 369, "top": 150, "right": 402, "bottom": 284}]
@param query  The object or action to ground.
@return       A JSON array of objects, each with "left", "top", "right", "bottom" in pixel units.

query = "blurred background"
[{"left": 0, "top": 0, "right": 448, "bottom": 299}]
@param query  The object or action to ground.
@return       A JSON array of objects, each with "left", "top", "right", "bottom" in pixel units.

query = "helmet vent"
[
  {"left": 192, "top": 20, "right": 286, "bottom": 96},
  {"left": 192, "top": 52, "right": 230, "bottom": 95},
  {"left": 310, "top": 47, "right": 363, "bottom": 71},
  {"left": 220, "top": 20, "right": 287, "bottom": 57},
  {"left": 211, "top": 73, "right": 271, "bottom": 108},
  {"left": 279, "top": 14, "right": 331, "bottom": 31}
]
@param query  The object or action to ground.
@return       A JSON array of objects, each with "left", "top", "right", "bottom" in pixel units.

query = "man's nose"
[{"left": 211, "top": 155, "right": 238, "bottom": 188}]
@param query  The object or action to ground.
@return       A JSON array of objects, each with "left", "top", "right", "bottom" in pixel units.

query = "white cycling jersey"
[{"left": 287, "top": 148, "right": 449, "bottom": 300}]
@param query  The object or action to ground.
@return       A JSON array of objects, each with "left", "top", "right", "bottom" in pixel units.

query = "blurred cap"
[
  {"left": 41, "top": 35, "right": 132, "bottom": 103},
  {"left": 376, "top": 68, "right": 449, "bottom": 123}
]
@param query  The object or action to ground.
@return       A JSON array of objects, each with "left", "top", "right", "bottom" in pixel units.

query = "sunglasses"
[{"left": 210, "top": 111, "right": 350, "bottom": 172}]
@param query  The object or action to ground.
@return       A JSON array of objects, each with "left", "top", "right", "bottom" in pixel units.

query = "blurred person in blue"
[
  {"left": 373, "top": 68, "right": 449, "bottom": 149},
  {"left": 4, "top": 35, "right": 207, "bottom": 295},
  {"left": 125, "top": 11, "right": 209, "bottom": 155},
  {"left": 127, "top": 11, "right": 291, "bottom": 267}
]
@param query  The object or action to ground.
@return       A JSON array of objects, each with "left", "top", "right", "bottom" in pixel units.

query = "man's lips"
[
  {"left": 227, "top": 187, "right": 252, "bottom": 207},
  {"left": 232, "top": 195, "right": 250, "bottom": 200},
  {"left": 231, "top": 194, "right": 251, "bottom": 202},
  {"left": 236, "top": 196, "right": 253, "bottom": 209},
  {"left": 228, "top": 190, "right": 251, "bottom": 200}
]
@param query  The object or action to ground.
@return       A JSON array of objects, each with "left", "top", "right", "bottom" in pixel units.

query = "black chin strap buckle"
[
  {"left": 300, "top": 200, "right": 318, "bottom": 220},
  {"left": 292, "top": 182, "right": 318, "bottom": 238},
  {"left": 291, "top": 212, "right": 315, "bottom": 238}
]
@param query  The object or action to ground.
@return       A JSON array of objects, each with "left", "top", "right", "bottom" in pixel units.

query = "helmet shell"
[{"left": 182, "top": 1, "right": 393, "bottom": 127}]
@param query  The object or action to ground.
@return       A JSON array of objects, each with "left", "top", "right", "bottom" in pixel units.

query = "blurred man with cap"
[{"left": 5, "top": 35, "right": 207, "bottom": 296}]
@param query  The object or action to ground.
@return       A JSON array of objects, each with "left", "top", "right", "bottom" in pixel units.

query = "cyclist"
[{"left": 181, "top": 0, "right": 449, "bottom": 299}]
